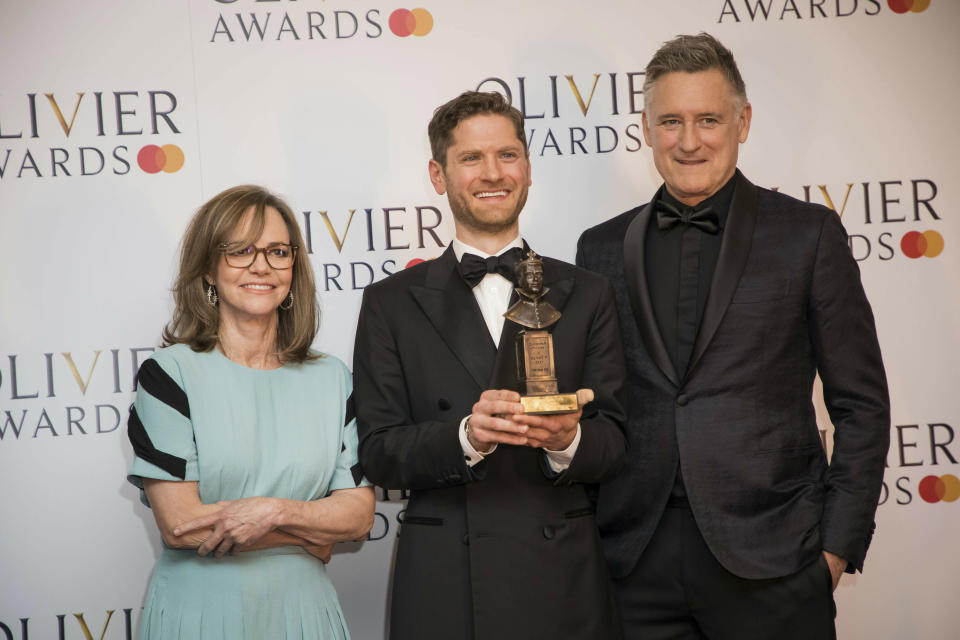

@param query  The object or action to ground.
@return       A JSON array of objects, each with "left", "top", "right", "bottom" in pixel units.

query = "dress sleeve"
[
  {"left": 126, "top": 353, "right": 199, "bottom": 506},
  {"left": 328, "top": 366, "right": 370, "bottom": 493}
]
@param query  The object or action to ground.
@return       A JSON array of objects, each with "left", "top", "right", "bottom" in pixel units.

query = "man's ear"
[
  {"left": 428, "top": 158, "right": 447, "bottom": 195},
  {"left": 737, "top": 102, "right": 752, "bottom": 144}
]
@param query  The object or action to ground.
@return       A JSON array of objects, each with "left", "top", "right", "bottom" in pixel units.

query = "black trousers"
[{"left": 613, "top": 503, "right": 836, "bottom": 640}]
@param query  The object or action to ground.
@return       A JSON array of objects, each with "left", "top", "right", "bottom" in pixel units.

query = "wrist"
[
  {"left": 269, "top": 497, "right": 290, "bottom": 529},
  {"left": 546, "top": 433, "right": 576, "bottom": 452},
  {"left": 465, "top": 417, "right": 493, "bottom": 454}
]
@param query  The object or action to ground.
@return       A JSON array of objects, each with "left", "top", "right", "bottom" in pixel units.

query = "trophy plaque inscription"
[{"left": 503, "top": 251, "right": 583, "bottom": 415}]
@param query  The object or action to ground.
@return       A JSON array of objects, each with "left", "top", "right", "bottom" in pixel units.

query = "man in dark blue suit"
[{"left": 577, "top": 33, "right": 890, "bottom": 639}]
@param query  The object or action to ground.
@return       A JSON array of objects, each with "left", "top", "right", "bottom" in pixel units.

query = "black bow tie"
[
  {"left": 457, "top": 247, "right": 523, "bottom": 288},
  {"left": 655, "top": 200, "right": 720, "bottom": 235}
]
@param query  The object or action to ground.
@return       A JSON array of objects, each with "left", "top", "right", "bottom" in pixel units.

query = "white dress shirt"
[{"left": 451, "top": 236, "right": 581, "bottom": 472}]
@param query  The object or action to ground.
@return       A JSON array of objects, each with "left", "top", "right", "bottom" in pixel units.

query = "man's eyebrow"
[
  {"left": 455, "top": 144, "right": 522, "bottom": 156},
  {"left": 656, "top": 111, "right": 725, "bottom": 120}
]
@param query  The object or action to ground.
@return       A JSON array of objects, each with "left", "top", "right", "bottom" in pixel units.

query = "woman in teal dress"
[{"left": 127, "top": 185, "right": 374, "bottom": 639}]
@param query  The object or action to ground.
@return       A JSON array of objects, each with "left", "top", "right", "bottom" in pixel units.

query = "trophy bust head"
[
  {"left": 516, "top": 251, "right": 545, "bottom": 298},
  {"left": 504, "top": 250, "right": 561, "bottom": 329}
]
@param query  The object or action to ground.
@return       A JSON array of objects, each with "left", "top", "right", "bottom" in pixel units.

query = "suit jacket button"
[
  {"left": 462, "top": 533, "right": 469, "bottom": 545},
  {"left": 438, "top": 398, "right": 452, "bottom": 411},
  {"left": 542, "top": 525, "right": 556, "bottom": 540},
  {"left": 676, "top": 394, "right": 688, "bottom": 407}
]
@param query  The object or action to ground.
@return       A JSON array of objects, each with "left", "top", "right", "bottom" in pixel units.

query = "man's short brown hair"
[{"left": 428, "top": 91, "right": 527, "bottom": 167}]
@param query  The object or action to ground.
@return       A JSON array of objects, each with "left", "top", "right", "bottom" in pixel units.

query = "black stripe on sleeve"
[
  {"left": 350, "top": 463, "right": 364, "bottom": 487},
  {"left": 127, "top": 406, "right": 187, "bottom": 480},
  {"left": 344, "top": 391, "right": 356, "bottom": 427},
  {"left": 137, "top": 359, "right": 190, "bottom": 419}
]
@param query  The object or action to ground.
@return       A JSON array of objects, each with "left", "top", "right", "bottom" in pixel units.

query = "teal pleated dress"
[{"left": 127, "top": 344, "right": 367, "bottom": 640}]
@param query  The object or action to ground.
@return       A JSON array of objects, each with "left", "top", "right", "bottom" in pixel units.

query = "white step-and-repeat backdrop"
[{"left": 1, "top": 1, "right": 957, "bottom": 638}]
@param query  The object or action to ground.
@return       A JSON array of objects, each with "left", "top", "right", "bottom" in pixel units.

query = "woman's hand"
[
  {"left": 175, "top": 497, "right": 284, "bottom": 557},
  {"left": 171, "top": 487, "right": 374, "bottom": 556}
]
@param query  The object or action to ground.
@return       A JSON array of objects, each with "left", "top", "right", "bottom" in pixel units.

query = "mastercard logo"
[
  {"left": 389, "top": 8, "right": 433, "bottom": 37},
  {"left": 137, "top": 144, "right": 185, "bottom": 174},
  {"left": 900, "top": 230, "right": 944, "bottom": 259},
  {"left": 918, "top": 474, "right": 959, "bottom": 503},
  {"left": 404, "top": 257, "right": 441, "bottom": 269},
  {"left": 888, "top": 0, "right": 930, "bottom": 12}
]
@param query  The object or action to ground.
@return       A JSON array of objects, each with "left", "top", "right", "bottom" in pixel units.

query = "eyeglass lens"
[{"left": 222, "top": 244, "right": 295, "bottom": 269}]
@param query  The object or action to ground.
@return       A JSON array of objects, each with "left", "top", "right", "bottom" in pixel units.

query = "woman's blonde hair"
[{"left": 162, "top": 185, "right": 320, "bottom": 363}]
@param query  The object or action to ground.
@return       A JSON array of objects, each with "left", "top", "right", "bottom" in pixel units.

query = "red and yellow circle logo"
[
  {"left": 918, "top": 474, "right": 960, "bottom": 503},
  {"left": 888, "top": 0, "right": 930, "bottom": 13},
  {"left": 900, "top": 230, "right": 944, "bottom": 258},
  {"left": 389, "top": 8, "right": 434, "bottom": 37},
  {"left": 137, "top": 144, "right": 185, "bottom": 174}
]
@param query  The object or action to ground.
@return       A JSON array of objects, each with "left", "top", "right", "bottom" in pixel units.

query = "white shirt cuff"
[
  {"left": 459, "top": 415, "right": 497, "bottom": 467},
  {"left": 544, "top": 423, "right": 582, "bottom": 473}
]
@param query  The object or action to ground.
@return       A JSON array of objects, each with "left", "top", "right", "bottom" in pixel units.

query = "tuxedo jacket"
[
  {"left": 353, "top": 245, "right": 626, "bottom": 640},
  {"left": 576, "top": 171, "right": 890, "bottom": 580}
]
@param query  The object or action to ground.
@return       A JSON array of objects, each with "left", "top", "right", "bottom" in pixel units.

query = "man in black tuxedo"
[
  {"left": 353, "top": 91, "right": 626, "bottom": 639},
  {"left": 576, "top": 34, "right": 890, "bottom": 639}
]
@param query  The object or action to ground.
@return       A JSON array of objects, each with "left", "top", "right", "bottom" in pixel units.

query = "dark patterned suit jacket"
[
  {"left": 353, "top": 245, "right": 626, "bottom": 639},
  {"left": 576, "top": 171, "right": 890, "bottom": 580}
]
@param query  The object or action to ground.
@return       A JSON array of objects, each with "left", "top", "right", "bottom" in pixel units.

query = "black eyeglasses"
[{"left": 219, "top": 243, "right": 297, "bottom": 269}]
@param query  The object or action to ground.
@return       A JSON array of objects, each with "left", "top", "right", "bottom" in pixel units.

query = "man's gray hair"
[{"left": 643, "top": 32, "right": 747, "bottom": 110}]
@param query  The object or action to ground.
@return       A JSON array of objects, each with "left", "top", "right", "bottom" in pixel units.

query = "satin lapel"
[
  {"left": 489, "top": 288, "right": 522, "bottom": 390},
  {"left": 624, "top": 204, "right": 679, "bottom": 387},
  {"left": 410, "top": 246, "right": 496, "bottom": 390},
  {"left": 688, "top": 172, "right": 758, "bottom": 375},
  {"left": 540, "top": 257, "right": 575, "bottom": 314}
]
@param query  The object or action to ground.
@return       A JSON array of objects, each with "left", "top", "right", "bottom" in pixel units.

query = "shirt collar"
[
  {"left": 452, "top": 234, "right": 524, "bottom": 261},
  {"left": 657, "top": 171, "right": 738, "bottom": 229}
]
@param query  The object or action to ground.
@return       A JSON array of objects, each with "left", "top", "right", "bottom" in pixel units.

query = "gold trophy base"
[{"left": 520, "top": 392, "right": 580, "bottom": 415}]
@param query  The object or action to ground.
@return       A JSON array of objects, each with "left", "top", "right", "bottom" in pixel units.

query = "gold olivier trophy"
[{"left": 503, "top": 251, "right": 582, "bottom": 415}]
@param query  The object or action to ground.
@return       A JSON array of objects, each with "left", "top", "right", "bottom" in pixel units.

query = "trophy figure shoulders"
[{"left": 504, "top": 286, "right": 561, "bottom": 330}]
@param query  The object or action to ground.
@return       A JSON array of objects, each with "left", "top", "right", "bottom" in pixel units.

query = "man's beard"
[{"left": 447, "top": 187, "right": 528, "bottom": 236}]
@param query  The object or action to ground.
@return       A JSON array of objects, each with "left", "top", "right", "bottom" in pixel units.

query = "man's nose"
[
  {"left": 679, "top": 124, "right": 700, "bottom": 152},
  {"left": 481, "top": 156, "right": 502, "bottom": 181}
]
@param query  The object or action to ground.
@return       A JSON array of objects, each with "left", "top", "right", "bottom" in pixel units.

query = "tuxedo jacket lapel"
[
  {"left": 623, "top": 204, "right": 680, "bottom": 387},
  {"left": 542, "top": 272, "right": 574, "bottom": 316},
  {"left": 490, "top": 291, "right": 521, "bottom": 390},
  {"left": 688, "top": 172, "right": 758, "bottom": 374},
  {"left": 410, "top": 246, "right": 496, "bottom": 390}
]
